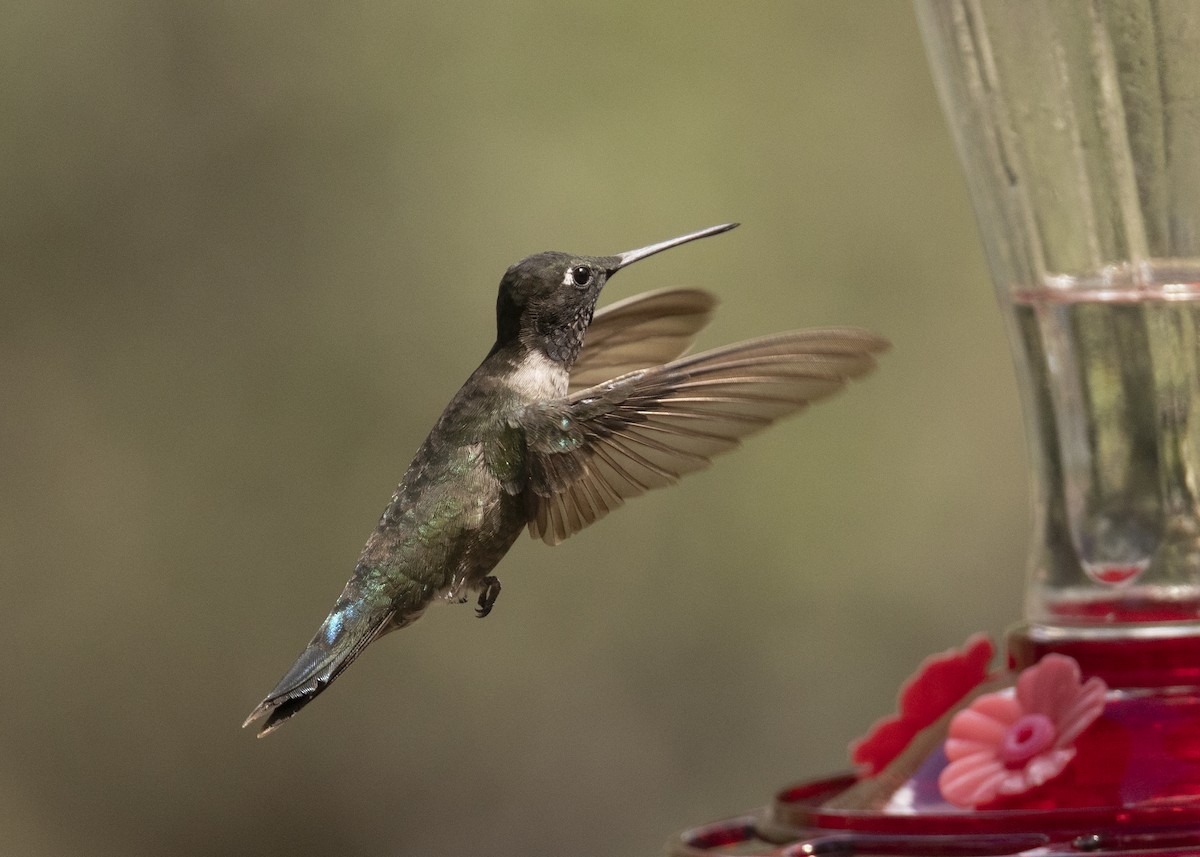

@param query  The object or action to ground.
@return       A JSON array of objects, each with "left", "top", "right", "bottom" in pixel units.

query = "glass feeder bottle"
[{"left": 919, "top": 0, "right": 1200, "bottom": 638}]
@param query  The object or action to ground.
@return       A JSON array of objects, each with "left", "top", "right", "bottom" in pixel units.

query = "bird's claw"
[{"left": 476, "top": 576, "right": 501, "bottom": 618}]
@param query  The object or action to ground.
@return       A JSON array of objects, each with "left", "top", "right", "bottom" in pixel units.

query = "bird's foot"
[{"left": 476, "top": 576, "right": 501, "bottom": 618}]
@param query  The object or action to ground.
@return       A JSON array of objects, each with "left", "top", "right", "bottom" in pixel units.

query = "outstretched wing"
[
  {"left": 569, "top": 289, "right": 718, "bottom": 393},
  {"left": 522, "top": 328, "right": 890, "bottom": 545}
]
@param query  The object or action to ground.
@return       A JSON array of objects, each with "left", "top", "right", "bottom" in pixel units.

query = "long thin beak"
[{"left": 608, "top": 222, "right": 739, "bottom": 273}]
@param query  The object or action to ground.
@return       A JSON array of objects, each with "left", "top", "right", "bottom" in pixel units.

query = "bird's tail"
[{"left": 243, "top": 580, "right": 399, "bottom": 737}]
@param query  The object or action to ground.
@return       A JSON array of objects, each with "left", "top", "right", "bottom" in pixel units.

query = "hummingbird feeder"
[{"left": 670, "top": 2, "right": 1200, "bottom": 854}]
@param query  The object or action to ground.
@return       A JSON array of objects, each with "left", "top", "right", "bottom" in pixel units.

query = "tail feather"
[{"left": 244, "top": 599, "right": 394, "bottom": 737}]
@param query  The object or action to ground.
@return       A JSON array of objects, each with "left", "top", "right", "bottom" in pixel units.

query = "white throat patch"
[{"left": 507, "top": 350, "right": 568, "bottom": 399}]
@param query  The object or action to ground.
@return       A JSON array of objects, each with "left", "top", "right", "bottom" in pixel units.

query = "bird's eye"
[{"left": 570, "top": 265, "right": 593, "bottom": 287}]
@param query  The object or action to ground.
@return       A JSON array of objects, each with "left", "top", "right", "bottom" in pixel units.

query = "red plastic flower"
[
  {"left": 851, "top": 633, "right": 994, "bottom": 775},
  {"left": 938, "top": 653, "right": 1108, "bottom": 808}
]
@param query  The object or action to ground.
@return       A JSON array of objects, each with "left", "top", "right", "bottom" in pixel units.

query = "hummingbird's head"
[
  {"left": 494, "top": 223, "right": 738, "bottom": 365},
  {"left": 495, "top": 251, "right": 612, "bottom": 364}
]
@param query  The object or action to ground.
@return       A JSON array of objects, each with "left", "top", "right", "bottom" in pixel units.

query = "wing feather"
[{"left": 524, "top": 328, "right": 889, "bottom": 544}]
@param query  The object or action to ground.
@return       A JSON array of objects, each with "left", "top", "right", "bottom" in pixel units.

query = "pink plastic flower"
[
  {"left": 851, "top": 634, "right": 994, "bottom": 775},
  {"left": 938, "top": 654, "right": 1108, "bottom": 808}
]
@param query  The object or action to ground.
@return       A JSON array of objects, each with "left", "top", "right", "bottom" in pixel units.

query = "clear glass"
[{"left": 916, "top": 1, "right": 1200, "bottom": 627}]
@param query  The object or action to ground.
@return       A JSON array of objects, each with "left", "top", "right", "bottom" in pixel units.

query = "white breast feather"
[{"left": 507, "top": 350, "right": 568, "bottom": 399}]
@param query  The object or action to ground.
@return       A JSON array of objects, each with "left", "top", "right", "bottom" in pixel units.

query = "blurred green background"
[{"left": 2, "top": 2, "right": 1029, "bottom": 855}]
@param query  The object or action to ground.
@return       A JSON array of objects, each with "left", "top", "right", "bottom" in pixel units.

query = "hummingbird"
[{"left": 243, "top": 223, "right": 888, "bottom": 736}]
